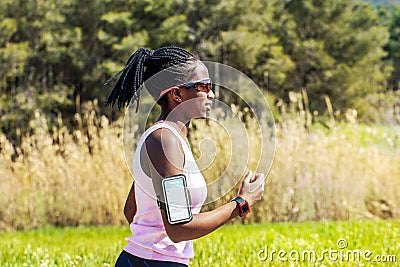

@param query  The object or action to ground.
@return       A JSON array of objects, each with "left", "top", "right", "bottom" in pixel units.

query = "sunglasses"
[
  {"left": 159, "top": 78, "right": 213, "bottom": 96},
  {"left": 178, "top": 78, "right": 212, "bottom": 94}
]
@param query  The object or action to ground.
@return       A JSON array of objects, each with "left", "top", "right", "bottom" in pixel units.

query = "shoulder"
[
  {"left": 145, "top": 128, "right": 184, "bottom": 164},
  {"left": 144, "top": 127, "right": 185, "bottom": 174},
  {"left": 145, "top": 127, "right": 181, "bottom": 150}
]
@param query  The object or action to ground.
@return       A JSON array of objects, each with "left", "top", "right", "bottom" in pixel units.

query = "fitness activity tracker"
[{"left": 231, "top": 196, "right": 250, "bottom": 217}]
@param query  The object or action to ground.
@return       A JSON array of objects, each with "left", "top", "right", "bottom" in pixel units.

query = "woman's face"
[{"left": 176, "top": 62, "right": 214, "bottom": 120}]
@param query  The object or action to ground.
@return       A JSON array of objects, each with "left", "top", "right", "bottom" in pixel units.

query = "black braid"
[{"left": 105, "top": 46, "right": 197, "bottom": 110}]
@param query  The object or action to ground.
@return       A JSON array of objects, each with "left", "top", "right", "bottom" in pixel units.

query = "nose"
[{"left": 208, "top": 89, "right": 215, "bottom": 100}]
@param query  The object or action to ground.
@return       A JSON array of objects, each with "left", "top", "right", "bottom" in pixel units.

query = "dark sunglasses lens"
[{"left": 196, "top": 82, "right": 212, "bottom": 93}]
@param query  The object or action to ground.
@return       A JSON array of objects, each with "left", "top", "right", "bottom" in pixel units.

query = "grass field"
[{"left": 1, "top": 221, "right": 398, "bottom": 267}]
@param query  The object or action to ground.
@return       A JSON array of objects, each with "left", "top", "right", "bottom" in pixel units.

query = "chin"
[
  {"left": 192, "top": 114, "right": 207, "bottom": 120},
  {"left": 188, "top": 109, "right": 208, "bottom": 120},
  {"left": 200, "top": 109, "right": 209, "bottom": 119}
]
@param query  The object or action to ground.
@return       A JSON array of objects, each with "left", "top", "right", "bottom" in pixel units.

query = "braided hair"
[{"left": 105, "top": 46, "right": 199, "bottom": 111}]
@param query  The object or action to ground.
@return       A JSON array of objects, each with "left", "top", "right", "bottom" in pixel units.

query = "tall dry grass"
[
  {"left": 0, "top": 101, "right": 132, "bottom": 231},
  {"left": 1, "top": 96, "right": 399, "bottom": 231},
  {"left": 192, "top": 93, "right": 400, "bottom": 224}
]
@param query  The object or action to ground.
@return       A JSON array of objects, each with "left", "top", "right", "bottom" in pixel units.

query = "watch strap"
[{"left": 231, "top": 196, "right": 250, "bottom": 217}]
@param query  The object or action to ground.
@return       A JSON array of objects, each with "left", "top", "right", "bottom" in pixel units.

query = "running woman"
[{"left": 106, "top": 46, "right": 265, "bottom": 267}]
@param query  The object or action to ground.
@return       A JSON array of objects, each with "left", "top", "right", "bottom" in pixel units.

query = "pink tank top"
[{"left": 124, "top": 121, "right": 207, "bottom": 265}]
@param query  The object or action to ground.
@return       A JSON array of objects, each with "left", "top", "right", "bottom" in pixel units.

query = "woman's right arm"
[
  {"left": 162, "top": 171, "right": 263, "bottom": 242},
  {"left": 144, "top": 128, "right": 265, "bottom": 243}
]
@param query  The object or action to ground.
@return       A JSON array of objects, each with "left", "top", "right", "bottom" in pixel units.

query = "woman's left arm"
[{"left": 124, "top": 182, "right": 137, "bottom": 224}]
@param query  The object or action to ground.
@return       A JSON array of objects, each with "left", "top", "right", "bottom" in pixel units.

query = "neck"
[{"left": 158, "top": 110, "right": 190, "bottom": 137}]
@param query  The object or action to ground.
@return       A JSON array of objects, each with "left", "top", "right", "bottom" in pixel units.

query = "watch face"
[{"left": 241, "top": 203, "right": 249, "bottom": 214}]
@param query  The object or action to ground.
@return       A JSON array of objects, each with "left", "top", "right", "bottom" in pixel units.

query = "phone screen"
[{"left": 162, "top": 175, "right": 192, "bottom": 224}]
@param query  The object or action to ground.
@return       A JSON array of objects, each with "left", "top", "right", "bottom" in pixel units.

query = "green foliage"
[
  {"left": 274, "top": 0, "right": 391, "bottom": 111},
  {"left": 378, "top": 4, "right": 400, "bottom": 90},
  {"left": 196, "top": 0, "right": 295, "bottom": 91},
  {"left": 0, "top": 0, "right": 398, "bottom": 143}
]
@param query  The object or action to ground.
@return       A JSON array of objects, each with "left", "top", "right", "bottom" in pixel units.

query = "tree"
[
  {"left": 0, "top": 0, "right": 77, "bottom": 140},
  {"left": 0, "top": 0, "right": 396, "bottom": 140},
  {"left": 191, "top": 0, "right": 295, "bottom": 96},
  {"left": 274, "top": 0, "right": 391, "bottom": 112},
  {"left": 378, "top": 4, "right": 400, "bottom": 90}
]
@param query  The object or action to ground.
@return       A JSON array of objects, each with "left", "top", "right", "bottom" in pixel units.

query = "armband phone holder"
[{"left": 157, "top": 174, "right": 192, "bottom": 224}]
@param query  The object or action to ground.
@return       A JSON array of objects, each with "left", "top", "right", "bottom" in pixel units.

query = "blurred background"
[{"left": 0, "top": 0, "right": 399, "bottom": 231}]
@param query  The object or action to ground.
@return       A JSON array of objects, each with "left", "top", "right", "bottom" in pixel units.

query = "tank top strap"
[{"left": 145, "top": 121, "right": 191, "bottom": 153}]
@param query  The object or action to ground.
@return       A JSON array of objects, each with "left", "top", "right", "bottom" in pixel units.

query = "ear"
[{"left": 170, "top": 87, "right": 183, "bottom": 103}]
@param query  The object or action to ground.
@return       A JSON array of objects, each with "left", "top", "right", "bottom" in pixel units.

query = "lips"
[{"left": 205, "top": 102, "right": 212, "bottom": 111}]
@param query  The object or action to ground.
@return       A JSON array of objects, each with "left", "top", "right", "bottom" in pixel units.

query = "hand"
[{"left": 237, "top": 171, "right": 265, "bottom": 207}]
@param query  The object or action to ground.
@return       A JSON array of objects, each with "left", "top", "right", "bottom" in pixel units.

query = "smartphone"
[{"left": 161, "top": 174, "right": 192, "bottom": 224}]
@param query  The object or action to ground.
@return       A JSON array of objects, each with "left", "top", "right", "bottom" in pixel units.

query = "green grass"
[{"left": 1, "top": 221, "right": 399, "bottom": 267}]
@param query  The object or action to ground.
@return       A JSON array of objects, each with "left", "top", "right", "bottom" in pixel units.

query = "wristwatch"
[{"left": 231, "top": 196, "right": 250, "bottom": 217}]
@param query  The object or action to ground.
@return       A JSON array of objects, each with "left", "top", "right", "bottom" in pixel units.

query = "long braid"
[{"left": 105, "top": 46, "right": 196, "bottom": 110}]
